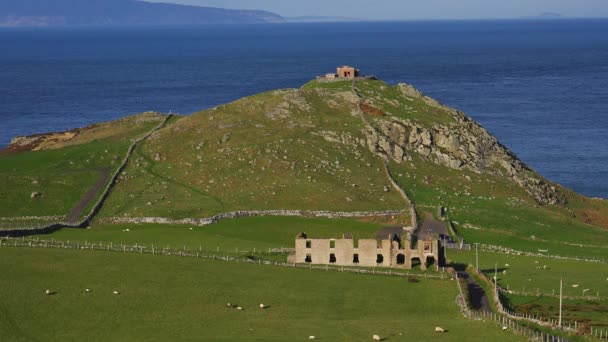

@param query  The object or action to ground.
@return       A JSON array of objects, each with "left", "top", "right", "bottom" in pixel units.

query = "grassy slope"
[
  {"left": 313, "top": 80, "right": 608, "bottom": 258},
  {"left": 99, "top": 88, "right": 407, "bottom": 219},
  {"left": 0, "top": 114, "right": 164, "bottom": 221},
  {"left": 0, "top": 247, "right": 521, "bottom": 342}
]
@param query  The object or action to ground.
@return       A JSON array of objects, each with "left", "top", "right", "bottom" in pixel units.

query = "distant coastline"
[{"left": 0, "top": 0, "right": 284, "bottom": 27}]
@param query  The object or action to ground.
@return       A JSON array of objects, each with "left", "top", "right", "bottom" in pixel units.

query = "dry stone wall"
[{"left": 102, "top": 209, "right": 405, "bottom": 226}]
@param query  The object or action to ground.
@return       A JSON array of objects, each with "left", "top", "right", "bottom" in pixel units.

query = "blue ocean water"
[{"left": 1, "top": 20, "right": 607, "bottom": 198}]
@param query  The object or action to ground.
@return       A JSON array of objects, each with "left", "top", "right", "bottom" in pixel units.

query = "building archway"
[
  {"left": 329, "top": 253, "right": 337, "bottom": 263},
  {"left": 425, "top": 256, "right": 436, "bottom": 269},
  {"left": 396, "top": 254, "right": 406, "bottom": 265},
  {"left": 376, "top": 254, "right": 384, "bottom": 264}
]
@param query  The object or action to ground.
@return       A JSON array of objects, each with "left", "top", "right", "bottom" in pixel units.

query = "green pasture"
[
  {"left": 388, "top": 157, "right": 608, "bottom": 259},
  {"left": 449, "top": 250, "right": 608, "bottom": 299},
  {"left": 31, "top": 216, "right": 384, "bottom": 252},
  {"left": 0, "top": 247, "right": 522, "bottom": 341},
  {"left": 507, "top": 295, "right": 608, "bottom": 328},
  {"left": 0, "top": 117, "right": 161, "bottom": 220},
  {"left": 0, "top": 139, "right": 126, "bottom": 218}
]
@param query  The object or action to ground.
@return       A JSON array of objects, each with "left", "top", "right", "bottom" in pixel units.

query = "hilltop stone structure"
[
  {"left": 293, "top": 231, "right": 441, "bottom": 270},
  {"left": 317, "top": 65, "right": 376, "bottom": 82}
]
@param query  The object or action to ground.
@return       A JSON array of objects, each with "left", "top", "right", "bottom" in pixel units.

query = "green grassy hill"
[{"left": 2, "top": 77, "right": 608, "bottom": 341}]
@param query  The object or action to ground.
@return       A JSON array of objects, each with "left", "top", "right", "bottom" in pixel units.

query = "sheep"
[
  {"left": 259, "top": 304, "right": 267, "bottom": 309},
  {"left": 227, "top": 303, "right": 232, "bottom": 307},
  {"left": 435, "top": 327, "right": 446, "bottom": 333},
  {"left": 505, "top": 263, "right": 510, "bottom": 267},
  {"left": 502, "top": 326, "right": 508, "bottom": 330},
  {"left": 45, "top": 289, "right": 52, "bottom": 295},
  {"left": 237, "top": 306, "right": 243, "bottom": 310},
  {"left": 113, "top": 290, "right": 120, "bottom": 295},
  {"left": 372, "top": 334, "right": 381, "bottom": 341},
  {"left": 309, "top": 336, "right": 316, "bottom": 340},
  {"left": 85, "top": 288, "right": 91, "bottom": 293},
  {"left": 572, "top": 284, "right": 580, "bottom": 288}
]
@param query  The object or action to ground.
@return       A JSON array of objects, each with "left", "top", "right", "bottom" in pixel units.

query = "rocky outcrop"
[
  {"left": 363, "top": 84, "right": 563, "bottom": 205},
  {"left": 363, "top": 125, "right": 410, "bottom": 163}
]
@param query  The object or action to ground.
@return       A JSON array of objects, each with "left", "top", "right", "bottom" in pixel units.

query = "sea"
[{"left": 1, "top": 19, "right": 607, "bottom": 198}]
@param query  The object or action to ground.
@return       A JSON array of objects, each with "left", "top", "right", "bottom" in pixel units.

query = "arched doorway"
[{"left": 396, "top": 254, "right": 406, "bottom": 265}]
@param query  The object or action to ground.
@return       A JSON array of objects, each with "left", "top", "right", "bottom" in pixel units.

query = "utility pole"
[
  {"left": 559, "top": 277, "right": 563, "bottom": 328},
  {"left": 494, "top": 263, "right": 498, "bottom": 296},
  {"left": 475, "top": 243, "right": 479, "bottom": 272}
]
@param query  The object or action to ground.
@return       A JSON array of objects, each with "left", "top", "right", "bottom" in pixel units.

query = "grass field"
[
  {"left": 0, "top": 247, "right": 522, "bottom": 341},
  {"left": 388, "top": 156, "right": 608, "bottom": 259},
  {"left": 449, "top": 249, "right": 608, "bottom": 328},
  {"left": 449, "top": 250, "right": 608, "bottom": 298},
  {"left": 507, "top": 295, "right": 608, "bottom": 328},
  {"left": 0, "top": 113, "right": 164, "bottom": 222},
  {"left": 31, "top": 216, "right": 387, "bottom": 252}
]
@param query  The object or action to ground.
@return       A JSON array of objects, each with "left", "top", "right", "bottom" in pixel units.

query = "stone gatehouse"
[{"left": 293, "top": 231, "right": 440, "bottom": 270}]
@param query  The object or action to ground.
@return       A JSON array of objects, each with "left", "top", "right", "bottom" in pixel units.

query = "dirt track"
[
  {"left": 66, "top": 168, "right": 111, "bottom": 224},
  {"left": 458, "top": 271, "right": 491, "bottom": 312}
]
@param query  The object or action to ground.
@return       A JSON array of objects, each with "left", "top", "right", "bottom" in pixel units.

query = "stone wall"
[
  {"left": 101, "top": 209, "right": 405, "bottom": 226},
  {"left": 315, "top": 76, "right": 377, "bottom": 84}
]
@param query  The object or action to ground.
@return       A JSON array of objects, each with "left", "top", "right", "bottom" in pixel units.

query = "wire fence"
[
  {"left": 478, "top": 244, "right": 608, "bottom": 264},
  {"left": 465, "top": 266, "right": 608, "bottom": 341},
  {"left": 5, "top": 236, "right": 606, "bottom": 340},
  {"left": 0, "top": 236, "right": 449, "bottom": 281}
]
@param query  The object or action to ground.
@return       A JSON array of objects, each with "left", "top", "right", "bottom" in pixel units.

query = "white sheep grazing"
[
  {"left": 85, "top": 288, "right": 91, "bottom": 293},
  {"left": 227, "top": 303, "right": 232, "bottom": 307},
  {"left": 309, "top": 336, "right": 315, "bottom": 340},
  {"left": 237, "top": 306, "right": 243, "bottom": 310},
  {"left": 572, "top": 284, "right": 580, "bottom": 288},
  {"left": 502, "top": 326, "right": 508, "bottom": 330},
  {"left": 45, "top": 289, "right": 52, "bottom": 295},
  {"left": 372, "top": 334, "right": 381, "bottom": 341},
  {"left": 259, "top": 304, "right": 266, "bottom": 309},
  {"left": 435, "top": 327, "right": 446, "bottom": 333},
  {"left": 113, "top": 291, "right": 120, "bottom": 295}
]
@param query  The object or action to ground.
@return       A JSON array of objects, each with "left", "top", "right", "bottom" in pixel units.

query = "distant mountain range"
[{"left": 0, "top": 0, "right": 285, "bottom": 26}]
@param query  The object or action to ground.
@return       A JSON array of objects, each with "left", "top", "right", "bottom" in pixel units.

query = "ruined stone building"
[
  {"left": 320, "top": 66, "right": 363, "bottom": 80},
  {"left": 292, "top": 231, "right": 441, "bottom": 270}
]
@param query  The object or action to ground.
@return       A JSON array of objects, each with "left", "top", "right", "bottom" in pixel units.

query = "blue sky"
[{"left": 154, "top": 0, "right": 608, "bottom": 20}]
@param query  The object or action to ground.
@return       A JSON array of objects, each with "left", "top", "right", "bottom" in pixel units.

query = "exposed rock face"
[
  {"left": 363, "top": 83, "right": 563, "bottom": 205},
  {"left": 363, "top": 125, "right": 411, "bottom": 163}
]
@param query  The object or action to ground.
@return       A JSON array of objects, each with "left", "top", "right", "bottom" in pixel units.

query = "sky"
[{"left": 150, "top": 0, "right": 608, "bottom": 20}]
